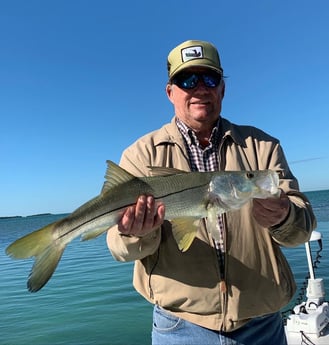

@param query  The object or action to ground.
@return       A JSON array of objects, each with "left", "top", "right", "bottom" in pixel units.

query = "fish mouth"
[{"left": 254, "top": 172, "right": 280, "bottom": 198}]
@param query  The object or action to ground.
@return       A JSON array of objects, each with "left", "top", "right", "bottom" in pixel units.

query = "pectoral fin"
[
  {"left": 81, "top": 226, "right": 110, "bottom": 241},
  {"left": 171, "top": 218, "right": 200, "bottom": 252},
  {"left": 206, "top": 205, "right": 221, "bottom": 243}
]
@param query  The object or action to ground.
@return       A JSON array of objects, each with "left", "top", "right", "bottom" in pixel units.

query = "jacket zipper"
[
  {"left": 214, "top": 214, "right": 228, "bottom": 332},
  {"left": 217, "top": 137, "right": 228, "bottom": 329},
  {"left": 217, "top": 248, "right": 227, "bottom": 293}
]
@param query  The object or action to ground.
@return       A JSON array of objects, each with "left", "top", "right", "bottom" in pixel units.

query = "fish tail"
[{"left": 6, "top": 222, "right": 66, "bottom": 292}]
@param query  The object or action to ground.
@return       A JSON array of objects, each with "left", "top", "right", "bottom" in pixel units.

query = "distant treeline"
[{"left": 0, "top": 213, "right": 52, "bottom": 219}]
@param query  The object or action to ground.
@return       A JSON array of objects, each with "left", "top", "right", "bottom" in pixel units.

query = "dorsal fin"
[
  {"left": 103, "top": 160, "right": 136, "bottom": 193},
  {"left": 147, "top": 166, "right": 188, "bottom": 177}
]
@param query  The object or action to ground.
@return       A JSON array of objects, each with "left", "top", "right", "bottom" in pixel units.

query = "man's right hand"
[{"left": 118, "top": 195, "right": 165, "bottom": 237}]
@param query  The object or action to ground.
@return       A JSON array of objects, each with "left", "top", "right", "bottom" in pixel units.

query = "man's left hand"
[{"left": 252, "top": 190, "right": 290, "bottom": 228}]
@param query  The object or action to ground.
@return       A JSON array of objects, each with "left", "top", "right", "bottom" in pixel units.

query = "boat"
[{"left": 285, "top": 230, "right": 329, "bottom": 344}]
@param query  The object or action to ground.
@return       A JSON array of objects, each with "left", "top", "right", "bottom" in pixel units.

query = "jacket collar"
[
  {"left": 153, "top": 116, "right": 247, "bottom": 148},
  {"left": 220, "top": 117, "right": 248, "bottom": 148}
]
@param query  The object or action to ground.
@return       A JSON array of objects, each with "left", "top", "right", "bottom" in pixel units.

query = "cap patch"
[{"left": 181, "top": 46, "right": 203, "bottom": 62}]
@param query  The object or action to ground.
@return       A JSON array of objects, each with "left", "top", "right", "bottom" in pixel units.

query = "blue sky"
[{"left": 1, "top": 0, "right": 328, "bottom": 216}]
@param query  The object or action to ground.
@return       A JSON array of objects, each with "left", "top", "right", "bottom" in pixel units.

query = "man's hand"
[
  {"left": 252, "top": 190, "right": 290, "bottom": 228},
  {"left": 118, "top": 195, "right": 165, "bottom": 237}
]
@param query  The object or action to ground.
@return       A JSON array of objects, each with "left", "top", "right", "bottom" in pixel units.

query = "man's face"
[{"left": 166, "top": 67, "right": 225, "bottom": 131}]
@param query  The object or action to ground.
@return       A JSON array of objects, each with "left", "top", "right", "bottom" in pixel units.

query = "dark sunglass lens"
[
  {"left": 178, "top": 73, "right": 199, "bottom": 89},
  {"left": 172, "top": 72, "right": 221, "bottom": 89},
  {"left": 203, "top": 73, "right": 221, "bottom": 87},
  {"left": 173, "top": 73, "right": 199, "bottom": 89}
]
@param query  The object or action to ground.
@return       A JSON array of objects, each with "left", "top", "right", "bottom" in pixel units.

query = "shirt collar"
[{"left": 175, "top": 117, "right": 221, "bottom": 148}]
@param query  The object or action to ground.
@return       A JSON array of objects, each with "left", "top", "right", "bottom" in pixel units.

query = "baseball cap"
[{"left": 167, "top": 40, "right": 223, "bottom": 79}]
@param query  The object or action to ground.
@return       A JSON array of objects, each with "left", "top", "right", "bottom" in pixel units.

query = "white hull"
[{"left": 285, "top": 231, "right": 329, "bottom": 345}]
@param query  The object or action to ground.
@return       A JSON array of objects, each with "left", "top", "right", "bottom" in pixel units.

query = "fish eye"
[{"left": 246, "top": 172, "right": 254, "bottom": 179}]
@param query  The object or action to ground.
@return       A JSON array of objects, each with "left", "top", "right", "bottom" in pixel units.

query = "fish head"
[
  {"left": 208, "top": 170, "right": 280, "bottom": 210},
  {"left": 251, "top": 170, "right": 280, "bottom": 198}
]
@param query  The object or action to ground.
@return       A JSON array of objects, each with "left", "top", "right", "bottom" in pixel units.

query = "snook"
[{"left": 6, "top": 160, "right": 280, "bottom": 292}]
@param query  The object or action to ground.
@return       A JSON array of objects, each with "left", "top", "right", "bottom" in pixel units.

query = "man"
[{"left": 106, "top": 40, "right": 316, "bottom": 345}]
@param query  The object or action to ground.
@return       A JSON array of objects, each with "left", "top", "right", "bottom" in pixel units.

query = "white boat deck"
[{"left": 285, "top": 326, "right": 329, "bottom": 344}]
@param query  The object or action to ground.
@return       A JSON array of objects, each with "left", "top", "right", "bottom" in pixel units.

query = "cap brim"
[{"left": 169, "top": 60, "right": 223, "bottom": 80}]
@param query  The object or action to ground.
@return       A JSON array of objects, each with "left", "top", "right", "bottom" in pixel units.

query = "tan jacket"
[{"left": 107, "top": 117, "right": 316, "bottom": 332}]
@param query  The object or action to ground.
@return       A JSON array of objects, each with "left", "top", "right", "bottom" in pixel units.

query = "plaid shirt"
[
  {"left": 175, "top": 118, "right": 220, "bottom": 172},
  {"left": 175, "top": 117, "right": 225, "bottom": 254}
]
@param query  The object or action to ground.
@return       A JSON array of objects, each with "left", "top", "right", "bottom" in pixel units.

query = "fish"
[{"left": 6, "top": 160, "right": 280, "bottom": 292}]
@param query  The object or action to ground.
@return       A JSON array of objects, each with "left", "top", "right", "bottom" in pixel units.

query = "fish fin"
[
  {"left": 103, "top": 160, "right": 136, "bottom": 193},
  {"left": 6, "top": 222, "right": 65, "bottom": 292},
  {"left": 147, "top": 166, "right": 188, "bottom": 177},
  {"left": 171, "top": 218, "right": 200, "bottom": 252},
  {"left": 27, "top": 243, "right": 65, "bottom": 292},
  {"left": 81, "top": 226, "right": 109, "bottom": 241},
  {"left": 206, "top": 205, "right": 222, "bottom": 243}
]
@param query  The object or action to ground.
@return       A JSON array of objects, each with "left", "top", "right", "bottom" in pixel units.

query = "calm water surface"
[{"left": 1, "top": 190, "right": 328, "bottom": 345}]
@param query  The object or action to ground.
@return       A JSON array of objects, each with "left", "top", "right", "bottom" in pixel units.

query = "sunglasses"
[{"left": 172, "top": 71, "right": 222, "bottom": 90}]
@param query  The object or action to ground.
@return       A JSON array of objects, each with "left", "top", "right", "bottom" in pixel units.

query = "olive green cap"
[{"left": 167, "top": 40, "right": 223, "bottom": 79}]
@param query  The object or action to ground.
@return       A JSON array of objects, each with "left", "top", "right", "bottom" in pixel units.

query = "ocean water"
[{"left": 0, "top": 190, "right": 328, "bottom": 345}]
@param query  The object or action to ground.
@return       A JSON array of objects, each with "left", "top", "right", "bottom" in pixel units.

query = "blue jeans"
[{"left": 152, "top": 305, "right": 287, "bottom": 345}]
